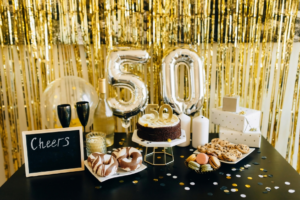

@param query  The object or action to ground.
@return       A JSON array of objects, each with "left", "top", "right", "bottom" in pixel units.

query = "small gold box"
[{"left": 222, "top": 95, "right": 240, "bottom": 112}]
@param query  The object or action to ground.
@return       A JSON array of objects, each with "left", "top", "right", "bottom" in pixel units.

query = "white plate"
[
  {"left": 193, "top": 148, "right": 255, "bottom": 164},
  {"left": 85, "top": 160, "right": 147, "bottom": 182},
  {"left": 132, "top": 129, "right": 186, "bottom": 147}
]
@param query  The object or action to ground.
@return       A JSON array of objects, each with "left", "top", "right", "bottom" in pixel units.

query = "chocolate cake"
[{"left": 136, "top": 113, "right": 181, "bottom": 141}]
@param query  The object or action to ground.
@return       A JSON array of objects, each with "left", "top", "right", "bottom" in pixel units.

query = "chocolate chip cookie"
[{"left": 236, "top": 144, "right": 250, "bottom": 154}]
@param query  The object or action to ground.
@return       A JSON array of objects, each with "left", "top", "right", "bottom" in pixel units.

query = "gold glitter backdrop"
[{"left": 0, "top": 0, "right": 300, "bottom": 184}]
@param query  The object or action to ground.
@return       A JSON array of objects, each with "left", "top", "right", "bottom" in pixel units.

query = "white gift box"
[
  {"left": 211, "top": 107, "right": 261, "bottom": 132},
  {"left": 222, "top": 95, "right": 240, "bottom": 112},
  {"left": 219, "top": 126, "right": 261, "bottom": 148}
]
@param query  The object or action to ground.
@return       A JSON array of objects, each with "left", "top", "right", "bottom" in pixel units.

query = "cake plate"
[{"left": 132, "top": 129, "right": 186, "bottom": 166}]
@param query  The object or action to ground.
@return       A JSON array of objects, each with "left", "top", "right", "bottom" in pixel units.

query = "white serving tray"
[
  {"left": 193, "top": 148, "right": 255, "bottom": 164},
  {"left": 132, "top": 129, "right": 186, "bottom": 147},
  {"left": 85, "top": 160, "right": 147, "bottom": 182}
]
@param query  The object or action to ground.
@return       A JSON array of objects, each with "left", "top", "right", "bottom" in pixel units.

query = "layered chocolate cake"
[{"left": 136, "top": 113, "right": 181, "bottom": 141}]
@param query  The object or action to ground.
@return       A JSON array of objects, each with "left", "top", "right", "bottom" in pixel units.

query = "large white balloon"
[
  {"left": 161, "top": 48, "right": 205, "bottom": 116},
  {"left": 107, "top": 50, "right": 149, "bottom": 128}
]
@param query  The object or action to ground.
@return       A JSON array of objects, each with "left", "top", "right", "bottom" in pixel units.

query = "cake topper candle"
[
  {"left": 146, "top": 104, "right": 173, "bottom": 122},
  {"left": 159, "top": 104, "right": 173, "bottom": 122}
]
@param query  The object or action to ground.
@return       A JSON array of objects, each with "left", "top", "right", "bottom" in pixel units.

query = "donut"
[
  {"left": 87, "top": 153, "right": 118, "bottom": 177},
  {"left": 112, "top": 147, "right": 142, "bottom": 171}
]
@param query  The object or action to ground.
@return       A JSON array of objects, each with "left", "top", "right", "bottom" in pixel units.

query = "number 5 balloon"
[
  {"left": 161, "top": 48, "right": 205, "bottom": 116},
  {"left": 107, "top": 50, "right": 149, "bottom": 128}
]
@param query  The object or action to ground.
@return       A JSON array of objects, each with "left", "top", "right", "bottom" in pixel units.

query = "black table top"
[{"left": 0, "top": 133, "right": 300, "bottom": 200}]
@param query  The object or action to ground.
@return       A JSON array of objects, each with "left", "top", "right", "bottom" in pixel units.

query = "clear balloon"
[
  {"left": 107, "top": 50, "right": 149, "bottom": 128},
  {"left": 42, "top": 76, "right": 98, "bottom": 129},
  {"left": 161, "top": 48, "right": 205, "bottom": 116}
]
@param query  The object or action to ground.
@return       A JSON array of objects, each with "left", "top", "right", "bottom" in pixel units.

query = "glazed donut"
[
  {"left": 112, "top": 147, "right": 142, "bottom": 171},
  {"left": 87, "top": 153, "right": 118, "bottom": 177}
]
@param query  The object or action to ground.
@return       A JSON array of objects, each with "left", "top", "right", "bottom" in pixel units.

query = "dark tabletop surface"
[{"left": 0, "top": 133, "right": 300, "bottom": 200}]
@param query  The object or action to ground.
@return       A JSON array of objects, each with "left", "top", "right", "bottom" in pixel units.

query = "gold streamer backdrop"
[{"left": 0, "top": 0, "right": 299, "bottom": 184}]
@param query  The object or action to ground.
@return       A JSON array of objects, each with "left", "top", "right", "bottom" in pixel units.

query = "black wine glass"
[
  {"left": 76, "top": 101, "right": 90, "bottom": 134},
  {"left": 57, "top": 104, "right": 72, "bottom": 128}
]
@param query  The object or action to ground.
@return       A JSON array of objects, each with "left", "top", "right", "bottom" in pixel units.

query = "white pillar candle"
[
  {"left": 192, "top": 115, "right": 209, "bottom": 148},
  {"left": 177, "top": 113, "right": 191, "bottom": 147}
]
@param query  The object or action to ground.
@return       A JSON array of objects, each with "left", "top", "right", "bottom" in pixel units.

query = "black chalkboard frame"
[{"left": 22, "top": 127, "right": 84, "bottom": 177}]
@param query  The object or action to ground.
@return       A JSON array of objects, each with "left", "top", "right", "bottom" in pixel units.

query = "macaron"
[
  {"left": 208, "top": 156, "right": 221, "bottom": 169},
  {"left": 201, "top": 164, "right": 213, "bottom": 172},
  {"left": 188, "top": 161, "right": 200, "bottom": 171},
  {"left": 186, "top": 154, "right": 197, "bottom": 162},
  {"left": 196, "top": 153, "right": 209, "bottom": 165}
]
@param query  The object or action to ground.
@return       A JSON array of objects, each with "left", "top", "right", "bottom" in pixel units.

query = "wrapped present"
[
  {"left": 219, "top": 126, "right": 261, "bottom": 148},
  {"left": 222, "top": 95, "right": 240, "bottom": 112},
  {"left": 211, "top": 107, "right": 261, "bottom": 132}
]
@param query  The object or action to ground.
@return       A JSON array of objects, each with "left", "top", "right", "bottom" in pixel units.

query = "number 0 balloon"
[
  {"left": 107, "top": 50, "right": 149, "bottom": 128},
  {"left": 161, "top": 48, "right": 205, "bottom": 116}
]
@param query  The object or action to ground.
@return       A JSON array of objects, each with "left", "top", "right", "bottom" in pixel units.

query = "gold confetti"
[
  {"left": 245, "top": 184, "right": 251, "bottom": 188},
  {"left": 260, "top": 168, "right": 264, "bottom": 171},
  {"left": 95, "top": 186, "right": 101, "bottom": 189},
  {"left": 179, "top": 182, "right": 185, "bottom": 186},
  {"left": 224, "top": 189, "right": 230, "bottom": 193},
  {"left": 157, "top": 156, "right": 161, "bottom": 159},
  {"left": 121, "top": 138, "right": 125, "bottom": 141},
  {"left": 263, "top": 175, "right": 268, "bottom": 178},
  {"left": 119, "top": 142, "right": 124, "bottom": 145},
  {"left": 159, "top": 176, "right": 163, "bottom": 179},
  {"left": 133, "top": 180, "right": 138, "bottom": 184},
  {"left": 226, "top": 176, "right": 231, "bottom": 179},
  {"left": 180, "top": 155, "right": 184, "bottom": 158},
  {"left": 240, "top": 167, "right": 245, "bottom": 170},
  {"left": 119, "top": 180, "right": 124, "bottom": 183},
  {"left": 232, "top": 183, "right": 238, "bottom": 187},
  {"left": 248, "top": 177, "right": 253, "bottom": 180},
  {"left": 153, "top": 179, "right": 158, "bottom": 182},
  {"left": 239, "top": 111, "right": 245, "bottom": 115},
  {"left": 167, "top": 139, "right": 172, "bottom": 142},
  {"left": 144, "top": 124, "right": 148, "bottom": 127},
  {"left": 232, "top": 188, "right": 238, "bottom": 192}
]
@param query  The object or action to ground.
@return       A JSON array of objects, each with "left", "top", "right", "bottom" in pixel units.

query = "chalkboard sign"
[{"left": 22, "top": 127, "right": 84, "bottom": 177}]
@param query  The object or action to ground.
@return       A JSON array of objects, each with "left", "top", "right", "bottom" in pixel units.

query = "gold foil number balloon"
[
  {"left": 107, "top": 50, "right": 149, "bottom": 128},
  {"left": 161, "top": 48, "right": 205, "bottom": 116}
]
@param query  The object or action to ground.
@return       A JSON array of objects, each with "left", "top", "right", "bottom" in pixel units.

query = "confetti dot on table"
[
  {"left": 258, "top": 182, "right": 263, "bottom": 185},
  {"left": 285, "top": 182, "right": 291, "bottom": 185},
  {"left": 95, "top": 186, "right": 102, "bottom": 189},
  {"left": 236, "top": 174, "right": 241, "bottom": 178},
  {"left": 166, "top": 173, "right": 171, "bottom": 176},
  {"left": 119, "top": 142, "right": 124, "bottom": 145},
  {"left": 288, "top": 189, "right": 295, "bottom": 193},
  {"left": 226, "top": 176, "right": 231, "bottom": 179},
  {"left": 220, "top": 186, "right": 227, "bottom": 190},
  {"left": 260, "top": 168, "right": 264, "bottom": 171},
  {"left": 119, "top": 180, "right": 124, "bottom": 183},
  {"left": 226, "top": 174, "right": 231, "bottom": 177},
  {"left": 263, "top": 175, "right": 267, "bottom": 178},
  {"left": 184, "top": 187, "right": 190, "bottom": 190},
  {"left": 253, "top": 162, "right": 259, "bottom": 165},
  {"left": 213, "top": 182, "right": 218, "bottom": 185},
  {"left": 160, "top": 183, "right": 165, "bottom": 187},
  {"left": 259, "top": 175, "right": 263, "bottom": 178},
  {"left": 257, "top": 150, "right": 261, "bottom": 153},
  {"left": 275, "top": 186, "right": 279, "bottom": 189},
  {"left": 241, "top": 194, "right": 246, "bottom": 198},
  {"left": 232, "top": 168, "right": 237, "bottom": 171},
  {"left": 240, "top": 167, "right": 245, "bottom": 170},
  {"left": 189, "top": 149, "right": 194, "bottom": 151},
  {"left": 231, "top": 188, "right": 238, "bottom": 192},
  {"left": 263, "top": 191, "right": 268, "bottom": 194},
  {"left": 159, "top": 176, "right": 163, "bottom": 179},
  {"left": 268, "top": 174, "right": 273, "bottom": 178},
  {"left": 107, "top": 151, "right": 111, "bottom": 153},
  {"left": 167, "top": 139, "right": 172, "bottom": 142},
  {"left": 224, "top": 189, "right": 229, "bottom": 193},
  {"left": 207, "top": 192, "right": 213, "bottom": 196},
  {"left": 180, "top": 155, "right": 184, "bottom": 158},
  {"left": 266, "top": 187, "right": 271, "bottom": 191},
  {"left": 232, "top": 183, "right": 238, "bottom": 187},
  {"left": 190, "top": 182, "right": 195, "bottom": 185},
  {"left": 153, "top": 179, "right": 158, "bottom": 182},
  {"left": 173, "top": 176, "right": 177, "bottom": 179},
  {"left": 133, "top": 180, "right": 138, "bottom": 184},
  {"left": 179, "top": 182, "right": 185, "bottom": 186},
  {"left": 244, "top": 164, "right": 251, "bottom": 168},
  {"left": 262, "top": 156, "right": 267, "bottom": 159},
  {"left": 245, "top": 184, "right": 251, "bottom": 188},
  {"left": 219, "top": 172, "right": 224, "bottom": 175},
  {"left": 157, "top": 156, "right": 161, "bottom": 159},
  {"left": 121, "top": 138, "right": 125, "bottom": 141},
  {"left": 248, "top": 177, "right": 253, "bottom": 180}
]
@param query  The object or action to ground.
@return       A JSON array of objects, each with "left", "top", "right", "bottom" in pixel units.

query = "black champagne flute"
[
  {"left": 57, "top": 104, "right": 72, "bottom": 128},
  {"left": 76, "top": 101, "right": 90, "bottom": 134}
]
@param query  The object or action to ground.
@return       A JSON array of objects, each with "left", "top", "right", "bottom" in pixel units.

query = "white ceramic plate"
[
  {"left": 193, "top": 148, "right": 255, "bottom": 164},
  {"left": 85, "top": 160, "right": 147, "bottom": 182}
]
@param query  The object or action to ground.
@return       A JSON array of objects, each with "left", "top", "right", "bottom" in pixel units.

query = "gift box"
[
  {"left": 219, "top": 126, "right": 261, "bottom": 148},
  {"left": 211, "top": 107, "right": 261, "bottom": 132},
  {"left": 222, "top": 95, "right": 240, "bottom": 112}
]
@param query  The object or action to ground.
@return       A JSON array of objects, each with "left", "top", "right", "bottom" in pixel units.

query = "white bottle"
[
  {"left": 177, "top": 113, "right": 191, "bottom": 147},
  {"left": 192, "top": 115, "right": 209, "bottom": 148}
]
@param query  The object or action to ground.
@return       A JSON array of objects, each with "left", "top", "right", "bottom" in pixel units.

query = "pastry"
[
  {"left": 197, "top": 145, "right": 202, "bottom": 152},
  {"left": 136, "top": 113, "right": 181, "bottom": 141},
  {"left": 236, "top": 144, "right": 250, "bottom": 154},
  {"left": 196, "top": 153, "right": 209, "bottom": 165},
  {"left": 199, "top": 146, "right": 208, "bottom": 153},
  {"left": 211, "top": 138, "right": 221, "bottom": 144},
  {"left": 209, "top": 156, "right": 221, "bottom": 169},
  {"left": 218, "top": 140, "right": 229, "bottom": 147},
  {"left": 201, "top": 164, "right": 213, "bottom": 172},
  {"left": 222, "top": 152, "right": 237, "bottom": 162},
  {"left": 226, "top": 143, "right": 236, "bottom": 150},
  {"left": 229, "top": 149, "right": 243, "bottom": 158},
  {"left": 214, "top": 144, "right": 223, "bottom": 151},
  {"left": 87, "top": 153, "right": 118, "bottom": 177},
  {"left": 186, "top": 154, "right": 197, "bottom": 162},
  {"left": 207, "top": 152, "right": 218, "bottom": 158},
  {"left": 206, "top": 148, "right": 215, "bottom": 154},
  {"left": 188, "top": 161, "right": 200, "bottom": 171},
  {"left": 214, "top": 150, "right": 222, "bottom": 159},
  {"left": 112, "top": 147, "right": 142, "bottom": 171}
]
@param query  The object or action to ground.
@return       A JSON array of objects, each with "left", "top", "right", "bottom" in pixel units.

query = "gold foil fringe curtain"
[{"left": 0, "top": 0, "right": 299, "bottom": 182}]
